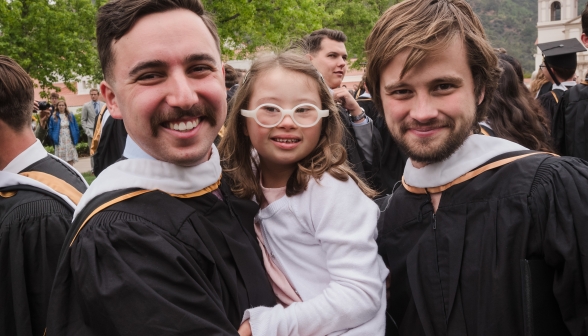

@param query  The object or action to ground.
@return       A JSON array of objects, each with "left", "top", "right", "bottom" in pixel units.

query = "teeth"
[
  {"left": 274, "top": 138, "right": 300, "bottom": 143},
  {"left": 167, "top": 119, "right": 200, "bottom": 132}
]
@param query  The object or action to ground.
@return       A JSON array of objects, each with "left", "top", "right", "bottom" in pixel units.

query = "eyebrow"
[
  {"left": 384, "top": 75, "right": 464, "bottom": 92},
  {"left": 128, "top": 54, "right": 218, "bottom": 77}
]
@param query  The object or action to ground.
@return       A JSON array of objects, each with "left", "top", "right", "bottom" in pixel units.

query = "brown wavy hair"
[
  {"left": 486, "top": 58, "right": 553, "bottom": 152},
  {"left": 365, "top": 0, "right": 500, "bottom": 128},
  {"left": 529, "top": 71, "right": 550, "bottom": 97},
  {"left": 218, "top": 51, "right": 377, "bottom": 202}
]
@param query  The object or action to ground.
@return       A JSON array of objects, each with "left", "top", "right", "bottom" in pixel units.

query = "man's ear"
[
  {"left": 100, "top": 80, "right": 121, "bottom": 119},
  {"left": 477, "top": 88, "right": 485, "bottom": 106},
  {"left": 582, "top": 33, "right": 588, "bottom": 48},
  {"left": 306, "top": 53, "right": 313, "bottom": 62}
]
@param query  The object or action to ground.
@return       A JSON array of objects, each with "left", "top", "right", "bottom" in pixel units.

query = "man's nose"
[
  {"left": 410, "top": 94, "right": 438, "bottom": 122},
  {"left": 166, "top": 71, "right": 198, "bottom": 110}
]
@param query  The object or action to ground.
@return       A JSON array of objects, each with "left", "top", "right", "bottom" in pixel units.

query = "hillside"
[{"left": 467, "top": 0, "right": 588, "bottom": 74}]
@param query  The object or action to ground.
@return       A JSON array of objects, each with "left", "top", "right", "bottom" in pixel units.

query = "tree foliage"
[
  {"left": 204, "top": 0, "right": 328, "bottom": 59},
  {"left": 0, "top": 0, "right": 100, "bottom": 96}
]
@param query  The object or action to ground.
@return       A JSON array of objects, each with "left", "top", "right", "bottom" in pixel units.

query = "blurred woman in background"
[
  {"left": 48, "top": 99, "right": 79, "bottom": 164},
  {"left": 484, "top": 57, "right": 553, "bottom": 152}
]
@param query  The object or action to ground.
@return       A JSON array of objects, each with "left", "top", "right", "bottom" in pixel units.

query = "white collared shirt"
[
  {"left": 3, "top": 139, "right": 48, "bottom": 173},
  {"left": 122, "top": 136, "right": 156, "bottom": 160},
  {"left": 552, "top": 81, "right": 577, "bottom": 91}
]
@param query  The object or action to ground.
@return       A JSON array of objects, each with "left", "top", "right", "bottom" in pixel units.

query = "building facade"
[{"left": 537, "top": 0, "right": 588, "bottom": 79}]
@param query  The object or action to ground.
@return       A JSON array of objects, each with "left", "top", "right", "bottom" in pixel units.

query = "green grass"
[{"left": 82, "top": 171, "right": 96, "bottom": 185}]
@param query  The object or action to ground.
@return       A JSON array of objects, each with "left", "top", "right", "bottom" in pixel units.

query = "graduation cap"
[{"left": 537, "top": 38, "right": 586, "bottom": 85}]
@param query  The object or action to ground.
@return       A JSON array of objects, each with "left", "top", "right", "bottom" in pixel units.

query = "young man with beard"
[
  {"left": 365, "top": 0, "right": 588, "bottom": 335},
  {"left": 0, "top": 56, "right": 87, "bottom": 336},
  {"left": 46, "top": 1, "right": 275, "bottom": 335}
]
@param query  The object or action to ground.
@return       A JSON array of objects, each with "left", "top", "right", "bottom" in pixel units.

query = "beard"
[
  {"left": 390, "top": 115, "right": 474, "bottom": 165},
  {"left": 150, "top": 103, "right": 218, "bottom": 137}
]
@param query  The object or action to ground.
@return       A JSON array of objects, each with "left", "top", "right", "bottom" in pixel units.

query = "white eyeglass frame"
[{"left": 241, "top": 103, "right": 329, "bottom": 128}]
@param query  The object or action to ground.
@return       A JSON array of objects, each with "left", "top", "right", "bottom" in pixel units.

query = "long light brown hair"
[
  {"left": 365, "top": 0, "right": 501, "bottom": 128},
  {"left": 53, "top": 99, "right": 70, "bottom": 121},
  {"left": 218, "top": 51, "right": 377, "bottom": 202}
]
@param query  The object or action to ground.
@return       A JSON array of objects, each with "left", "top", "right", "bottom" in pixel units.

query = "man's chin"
[{"left": 396, "top": 131, "right": 468, "bottom": 165}]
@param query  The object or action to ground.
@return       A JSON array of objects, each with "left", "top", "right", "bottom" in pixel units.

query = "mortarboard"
[
  {"left": 538, "top": 38, "right": 586, "bottom": 69},
  {"left": 537, "top": 38, "right": 586, "bottom": 85}
]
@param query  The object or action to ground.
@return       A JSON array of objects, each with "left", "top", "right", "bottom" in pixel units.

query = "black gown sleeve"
[
  {"left": 0, "top": 199, "right": 71, "bottom": 336},
  {"left": 68, "top": 212, "right": 238, "bottom": 336},
  {"left": 529, "top": 156, "right": 588, "bottom": 335}
]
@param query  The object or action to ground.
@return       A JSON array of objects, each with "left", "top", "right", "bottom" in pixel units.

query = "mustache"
[
  {"left": 399, "top": 118, "right": 455, "bottom": 133},
  {"left": 150, "top": 104, "right": 218, "bottom": 137}
]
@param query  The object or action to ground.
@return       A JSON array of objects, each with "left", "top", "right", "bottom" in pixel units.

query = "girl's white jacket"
[{"left": 243, "top": 172, "right": 389, "bottom": 335}]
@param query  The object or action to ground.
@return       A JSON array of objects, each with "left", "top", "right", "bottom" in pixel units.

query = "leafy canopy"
[{"left": 0, "top": 0, "right": 100, "bottom": 96}]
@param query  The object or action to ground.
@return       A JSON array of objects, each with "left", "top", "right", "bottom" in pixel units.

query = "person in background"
[
  {"left": 48, "top": 99, "right": 79, "bottom": 165},
  {"left": 552, "top": 3, "right": 588, "bottom": 161},
  {"left": 530, "top": 70, "right": 551, "bottom": 98},
  {"left": 536, "top": 38, "right": 586, "bottom": 121},
  {"left": 225, "top": 64, "right": 239, "bottom": 103},
  {"left": 0, "top": 55, "right": 87, "bottom": 336},
  {"left": 484, "top": 57, "right": 553, "bottom": 151},
  {"left": 33, "top": 92, "right": 60, "bottom": 143},
  {"left": 81, "top": 89, "right": 105, "bottom": 141}
]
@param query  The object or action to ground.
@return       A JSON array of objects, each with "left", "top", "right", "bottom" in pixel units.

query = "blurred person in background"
[
  {"left": 48, "top": 99, "right": 79, "bottom": 165},
  {"left": 483, "top": 57, "right": 553, "bottom": 151}
]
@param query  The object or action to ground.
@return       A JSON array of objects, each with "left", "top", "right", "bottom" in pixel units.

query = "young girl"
[{"left": 219, "top": 52, "right": 388, "bottom": 335}]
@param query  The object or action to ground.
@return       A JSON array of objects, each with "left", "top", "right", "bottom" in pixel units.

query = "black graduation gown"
[
  {"left": 93, "top": 117, "right": 127, "bottom": 176},
  {"left": 46, "top": 179, "right": 276, "bottom": 335},
  {"left": 553, "top": 83, "right": 588, "bottom": 160},
  {"left": 538, "top": 89, "right": 564, "bottom": 122},
  {"left": 378, "top": 153, "right": 588, "bottom": 336},
  {"left": 0, "top": 155, "right": 87, "bottom": 336},
  {"left": 356, "top": 98, "right": 407, "bottom": 196}
]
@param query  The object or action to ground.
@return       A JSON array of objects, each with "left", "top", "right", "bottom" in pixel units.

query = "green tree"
[
  {"left": 0, "top": 0, "right": 100, "bottom": 96},
  {"left": 204, "top": 0, "right": 329, "bottom": 59},
  {"left": 321, "top": 0, "right": 400, "bottom": 67}
]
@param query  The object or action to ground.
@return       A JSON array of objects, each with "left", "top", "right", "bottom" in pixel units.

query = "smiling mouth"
[
  {"left": 272, "top": 137, "right": 301, "bottom": 143},
  {"left": 162, "top": 118, "right": 201, "bottom": 132}
]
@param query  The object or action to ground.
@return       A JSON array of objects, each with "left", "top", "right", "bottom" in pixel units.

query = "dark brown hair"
[
  {"left": 487, "top": 59, "right": 553, "bottom": 152},
  {"left": 365, "top": 0, "right": 500, "bottom": 127},
  {"left": 0, "top": 56, "right": 34, "bottom": 131},
  {"left": 218, "top": 51, "right": 376, "bottom": 202},
  {"left": 224, "top": 64, "right": 238, "bottom": 88},
  {"left": 49, "top": 92, "right": 60, "bottom": 99},
  {"left": 293, "top": 28, "right": 347, "bottom": 55},
  {"left": 97, "top": 0, "right": 220, "bottom": 81}
]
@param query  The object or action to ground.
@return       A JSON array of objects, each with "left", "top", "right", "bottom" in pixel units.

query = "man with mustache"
[
  {"left": 46, "top": 0, "right": 275, "bottom": 334},
  {"left": 367, "top": 0, "right": 588, "bottom": 335}
]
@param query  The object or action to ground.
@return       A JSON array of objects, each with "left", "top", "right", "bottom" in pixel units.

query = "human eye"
[
  {"left": 136, "top": 72, "right": 164, "bottom": 83},
  {"left": 294, "top": 106, "right": 312, "bottom": 113},
  {"left": 388, "top": 89, "right": 413, "bottom": 99},
  {"left": 260, "top": 105, "right": 280, "bottom": 113},
  {"left": 188, "top": 64, "right": 214, "bottom": 76}
]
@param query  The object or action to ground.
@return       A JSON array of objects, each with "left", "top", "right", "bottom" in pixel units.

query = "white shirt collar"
[
  {"left": 73, "top": 144, "right": 222, "bottom": 220},
  {"left": 3, "top": 139, "right": 48, "bottom": 173},
  {"left": 552, "top": 81, "right": 577, "bottom": 91},
  {"left": 403, "top": 134, "right": 527, "bottom": 189},
  {"left": 122, "top": 135, "right": 156, "bottom": 160},
  {"left": 359, "top": 92, "right": 372, "bottom": 98}
]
